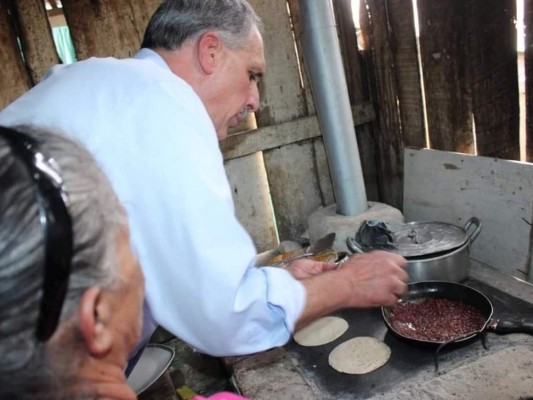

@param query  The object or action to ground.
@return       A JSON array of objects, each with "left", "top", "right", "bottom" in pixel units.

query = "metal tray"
[{"left": 126, "top": 344, "right": 175, "bottom": 395}]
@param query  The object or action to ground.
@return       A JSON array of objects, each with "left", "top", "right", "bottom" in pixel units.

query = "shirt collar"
[{"left": 133, "top": 48, "right": 170, "bottom": 72}]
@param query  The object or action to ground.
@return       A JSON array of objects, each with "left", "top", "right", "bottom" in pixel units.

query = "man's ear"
[
  {"left": 197, "top": 31, "right": 223, "bottom": 74},
  {"left": 78, "top": 287, "right": 114, "bottom": 356}
]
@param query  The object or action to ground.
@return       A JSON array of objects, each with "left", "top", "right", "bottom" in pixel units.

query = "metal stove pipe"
[{"left": 299, "top": 0, "right": 367, "bottom": 216}]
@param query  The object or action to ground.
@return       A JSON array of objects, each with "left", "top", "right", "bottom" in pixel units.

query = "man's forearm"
[{"left": 296, "top": 270, "right": 351, "bottom": 330}]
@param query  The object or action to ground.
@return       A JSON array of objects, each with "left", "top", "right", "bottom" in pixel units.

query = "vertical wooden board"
[
  {"left": 355, "top": 124, "right": 380, "bottom": 201},
  {"left": 263, "top": 141, "right": 324, "bottom": 241},
  {"left": 403, "top": 148, "right": 533, "bottom": 279},
  {"left": 387, "top": 0, "right": 426, "bottom": 148},
  {"left": 286, "top": 0, "right": 316, "bottom": 115},
  {"left": 224, "top": 152, "right": 279, "bottom": 253},
  {"left": 62, "top": 0, "right": 160, "bottom": 60},
  {"left": 333, "top": 0, "right": 367, "bottom": 103},
  {"left": 14, "top": 0, "right": 60, "bottom": 83},
  {"left": 249, "top": 0, "right": 307, "bottom": 126},
  {"left": 525, "top": 0, "right": 533, "bottom": 162},
  {"left": 0, "top": 2, "right": 32, "bottom": 109},
  {"left": 349, "top": 3, "right": 380, "bottom": 203},
  {"left": 361, "top": 0, "right": 404, "bottom": 209},
  {"left": 417, "top": 0, "right": 475, "bottom": 153},
  {"left": 333, "top": 0, "right": 380, "bottom": 202},
  {"left": 312, "top": 138, "right": 335, "bottom": 206},
  {"left": 466, "top": 0, "right": 519, "bottom": 160}
]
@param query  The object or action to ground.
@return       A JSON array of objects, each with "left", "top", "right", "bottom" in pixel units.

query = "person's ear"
[
  {"left": 78, "top": 287, "right": 114, "bottom": 356},
  {"left": 197, "top": 31, "right": 223, "bottom": 74}
]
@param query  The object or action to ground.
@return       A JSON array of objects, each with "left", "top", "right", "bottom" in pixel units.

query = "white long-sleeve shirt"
[{"left": 0, "top": 49, "right": 306, "bottom": 356}]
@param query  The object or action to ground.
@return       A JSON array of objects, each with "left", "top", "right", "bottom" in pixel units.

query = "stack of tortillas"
[{"left": 293, "top": 316, "right": 391, "bottom": 375}]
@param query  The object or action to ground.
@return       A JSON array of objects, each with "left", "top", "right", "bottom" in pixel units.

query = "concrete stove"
[{"left": 229, "top": 260, "right": 533, "bottom": 399}]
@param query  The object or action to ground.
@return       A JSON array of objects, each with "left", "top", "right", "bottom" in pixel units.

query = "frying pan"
[{"left": 381, "top": 281, "right": 533, "bottom": 370}]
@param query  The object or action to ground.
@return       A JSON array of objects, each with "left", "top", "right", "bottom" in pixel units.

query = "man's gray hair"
[
  {"left": 0, "top": 125, "right": 126, "bottom": 399},
  {"left": 141, "top": 0, "right": 263, "bottom": 51}
]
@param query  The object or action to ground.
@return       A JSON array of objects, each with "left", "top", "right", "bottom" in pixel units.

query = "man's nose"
[{"left": 248, "top": 85, "right": 260, "bottom": 113}]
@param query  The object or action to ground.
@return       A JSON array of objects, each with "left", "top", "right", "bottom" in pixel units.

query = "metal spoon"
[{"left": 276, "top": 232, "right": 336, "bottom": 266}]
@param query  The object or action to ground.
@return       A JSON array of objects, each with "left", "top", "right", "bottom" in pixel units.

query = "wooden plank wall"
[
  {"left": 62, "top": 0, "right": 161, "bottom": 59},
  {"left": 13, "top": 0, "right": 60, "bottom": 83},
  {"left": 238, "top": 0, "right": 331, "bottom": 247},
  {"left": 0, "top": 0, "right": 341, "bottom": 252},
  {"left": 0, "top": 0, "right": 532, "bottom": 253},
  {"left": 465, "top": 0, "right": 519, "bottom": 160},
  {"left": 0, "top": 4, "right": 29, "bottom": 109},
  {"left": 526, "top": 0, "right": 533, "bottom": 162},
  {"left": 333, "top": 0, "right": 380, "bottom": 201},
  {"left": 417, "top": 1, "right": 475, "bottom": 154},
  {"left": 358, "top": 0, "right": 526, "bottom": 210},
  {"left": 360, "top": 0, "right": 424, "bottom": 210},
  {"left": 417, "top": 0, "right": 519, "bottom": 159}
]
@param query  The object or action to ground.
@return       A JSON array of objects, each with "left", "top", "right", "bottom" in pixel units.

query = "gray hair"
[
  {"left": 0, "top": 125, "right": 126, "bottom": 399},
  {"left": 141, "top": 0, "right": 262, "bottom": 51}
]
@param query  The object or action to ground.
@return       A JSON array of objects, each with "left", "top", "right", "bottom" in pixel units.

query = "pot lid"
[{"left": 390, "top": 221, "right": 468, "bottom": 258}]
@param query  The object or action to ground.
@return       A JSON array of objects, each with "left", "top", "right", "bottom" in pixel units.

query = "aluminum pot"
[
  {"left": 406, "top": 217, "right": 481, "bottom": 282},
  {"left": 347, "top": 217, "right": 482, "bottom": 283}
]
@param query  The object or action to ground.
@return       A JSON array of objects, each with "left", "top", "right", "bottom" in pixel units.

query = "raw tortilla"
[
  {"left": 328, "top": 336, "right": 391, "bottom": 374},
  {"left": 293, "top": 316, "right": 349, "bottom": 346}
]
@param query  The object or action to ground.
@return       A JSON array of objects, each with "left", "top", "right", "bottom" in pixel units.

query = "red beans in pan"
[{"left": 389, "top": 298, "right": 487, "bottom": 342}]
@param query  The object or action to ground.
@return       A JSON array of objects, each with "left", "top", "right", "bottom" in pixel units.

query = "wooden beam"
[
  {"left": 221, "top": 113, "right": 321, "bottom": 160},
  {"left": 221, "top": 102, "right": 375, "bottom": 160}
]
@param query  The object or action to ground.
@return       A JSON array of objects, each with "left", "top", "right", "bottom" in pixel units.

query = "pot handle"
[
  {"left": 464, "top": 217, "right": 482, "bottom": 244},
  {"left": 489, "top": 319, "right": 533, "bottom": 335},
  {"left": 346, "top": 236, "right": 364, "bottom": 254}
]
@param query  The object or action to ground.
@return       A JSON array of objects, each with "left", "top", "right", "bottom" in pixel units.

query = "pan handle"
[
  {"left": 489, "top": 319, "right": 533, "bottom": 335},
  {"left": 464, "top": 217, "right": 482, "bottom": 244}
]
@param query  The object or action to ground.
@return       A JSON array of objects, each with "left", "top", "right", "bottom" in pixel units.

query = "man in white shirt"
[{"left": 0, "top": 0, "right": 407, "bottom": 360}]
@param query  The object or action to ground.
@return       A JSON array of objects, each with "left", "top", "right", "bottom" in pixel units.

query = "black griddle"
[{"left": 284, "top": 278, "right": 533, "bottom": 399}]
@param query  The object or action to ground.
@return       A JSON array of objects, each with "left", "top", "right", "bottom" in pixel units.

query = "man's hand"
[
  {"left": 295, "top": 250, "right": 408, "bottom": 330},
  {"left": 336, "top": 251, "right": 408, "bottom": 307},
  {"left": 285, "top": 258, "right": 337, "bottom": 279}
]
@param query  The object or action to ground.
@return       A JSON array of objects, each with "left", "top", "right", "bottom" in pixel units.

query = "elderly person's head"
[
  {"left": 0, "top": 125, "right": 144, "bottom": 400},
  {"left": 141, "top": 0, "right": 265, "bottom": 141}
]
